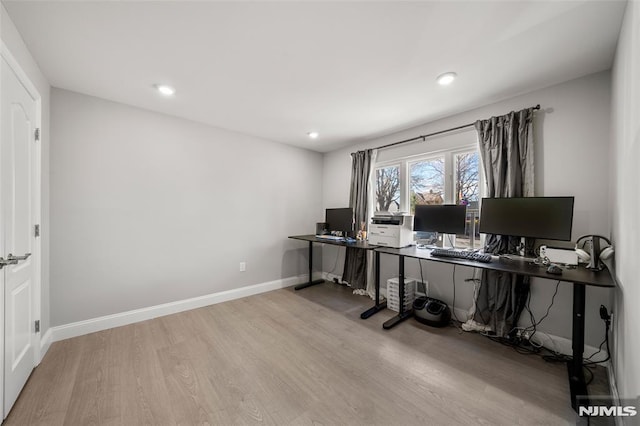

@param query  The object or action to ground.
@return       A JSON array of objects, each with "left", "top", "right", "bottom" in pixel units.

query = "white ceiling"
[{"left": 3, "top": 1, "right": 626, "bottom": 152}]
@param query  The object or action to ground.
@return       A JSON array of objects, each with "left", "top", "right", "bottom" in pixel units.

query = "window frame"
[
  {"left": 373, "top": 162, "right": 402, "bottom": 213},
  {"left": 407, "top": 152, "right": 449, "bottom": 211},
  {"left": 373, "top": 143, "right": 485, "bottom": 248}
]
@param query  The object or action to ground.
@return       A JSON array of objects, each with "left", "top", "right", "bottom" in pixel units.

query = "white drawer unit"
[{"left": 387, "top": 278, "right": 417, "bottom": 312}]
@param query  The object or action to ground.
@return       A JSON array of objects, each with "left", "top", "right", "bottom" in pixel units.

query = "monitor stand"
[
  {"left": 432, "top": 233, "right": 456, "bottom": 249},
  {"left": 416, "top": 234, "right": 457, "bottom": 250},
  {"left": 517, "top": 237, "right": 527, "bottom": 257}
]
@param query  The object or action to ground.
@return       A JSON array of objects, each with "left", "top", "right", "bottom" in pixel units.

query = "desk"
[
  {"left": 374, "top": 246, "right": 615, "bottom": 411},
  {"left": 288, "top": 235, "right": 389, "bottom": 320},
  {"left": 287, "top": 235, "right": 381, "bottom": 295}
]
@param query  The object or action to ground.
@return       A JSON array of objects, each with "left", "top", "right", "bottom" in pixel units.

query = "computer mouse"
[{"left": 546, "top": 264, "right": 563, "bottom": 275}]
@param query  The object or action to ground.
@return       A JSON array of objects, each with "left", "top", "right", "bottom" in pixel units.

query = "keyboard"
[
  {"left": 315, "top": 235, "right": 345, "bottom": 241},
  {"left": 430, "top": 248, "right": 492, "bottom": 263}
]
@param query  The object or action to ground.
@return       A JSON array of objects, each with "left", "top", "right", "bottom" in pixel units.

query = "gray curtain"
[
  {"left": 342, "top": 149, "right": 373, "bottom": 290},
  {"left": 472, "top": 108, "right": 535, "bottom": 337}
]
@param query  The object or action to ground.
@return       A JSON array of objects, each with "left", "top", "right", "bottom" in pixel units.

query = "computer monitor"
[
  {"left": 414, "top": 204, "right": 467, "bottom": 234},
  {"left": 325, "top": 208, "right": 354, "bottom": 235},
  {"left": 478, "top": 196, "right": 574, "bottom": 241}
]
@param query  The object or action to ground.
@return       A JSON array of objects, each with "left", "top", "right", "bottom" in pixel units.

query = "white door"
[{"left": 1, "top": 55, "right": 38, "bottom": 417}]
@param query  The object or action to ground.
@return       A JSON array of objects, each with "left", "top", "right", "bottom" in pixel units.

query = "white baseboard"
[
  {"left": 399, "top": 300, "right": 603, "bottom": 360},
  {"left": 50, "top": 274, "right": 311, "bottom": 343},
  {"left": 323, "top": 272, "right": 343, "bottom": 283},
  {"left": 453, "top": 308, "right": 602, "bottom": 359},
  {"left": 606, "top": 360, "right": 623, "bottom": 426},
  {"left": 38, "top": 328, "right": 53, "bottom": 363},
  {"left": 606, "top": 359, "right": 620, "bottom": 399},
  {"left": 527, "top": 332, "right": 599, "bottom": 360},
  {"left": 48, "top": 271, "right": 602, "bottom": 363},
  {"left": 364, "top": 275, "right": 606, "bottom": 360}
]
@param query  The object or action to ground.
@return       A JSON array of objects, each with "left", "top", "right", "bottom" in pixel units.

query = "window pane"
[
  {"left": 455, "top": 152, "right": 480, "bottom": 204},
  {"left": 454, "top": 152, "right": 480, "bottom": 249},
  {"left": 410, "top": 157, "right": 445, "bottom": 214},
  {"left": 375, "top": 166, "right": 400, "bottom": 212},
  {"left": 410, "top": 158, "right": 445, "bottom": 243}
]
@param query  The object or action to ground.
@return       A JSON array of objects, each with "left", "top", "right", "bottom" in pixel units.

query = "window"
[
  {"left": 375, "top": 165, "right": 400, "bottom": 212},
  {"left": 410, "top": 157, "right": 445, "bottom": 210},
  {"left": 374, "top": 147, "right": 482, "bottom": 249},
  {"left": 454, "top": 151, "right": 481, "bottom": 248}
]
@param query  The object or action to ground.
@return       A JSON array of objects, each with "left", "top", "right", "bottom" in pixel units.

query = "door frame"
[{"left": 0, "top": 40, "right": 43, "bottom": 419}]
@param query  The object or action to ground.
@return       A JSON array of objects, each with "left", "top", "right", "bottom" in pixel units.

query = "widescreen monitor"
[
  {"left": 325, "top": 208, "right": 354, "bottom": 234},
  {"left": 478, "top": 196, "right": 574, "bottom": 241},
  {"left": 414, "top": 204, "right": 467, "bottom": 234}
]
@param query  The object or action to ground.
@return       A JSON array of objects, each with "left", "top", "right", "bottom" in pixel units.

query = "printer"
[{"left": 369, "top": 212, "right": 414, "bottom": 248}]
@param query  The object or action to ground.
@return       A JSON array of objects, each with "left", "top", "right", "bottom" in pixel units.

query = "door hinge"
[
  {"left": 34, "top": 224, "right": 40, "bottom": 237},
  {"left": 35, "top": 320, "right": 40, "bottom": 333},
  {"left": 34, "top": 128, "right": 40, "bottom": 141}
]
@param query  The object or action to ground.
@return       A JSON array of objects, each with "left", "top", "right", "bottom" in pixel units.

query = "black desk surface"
[
  {"left": 289, "top": 234, "right": 380, "bottom": 250},
  {"left": 375, "top": 246, "right": 616, "bottom": 288}
]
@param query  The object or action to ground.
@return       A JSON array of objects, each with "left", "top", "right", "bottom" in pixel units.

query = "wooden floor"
[{"left": 6, "top": 283, "right": 587, "bottom": 425}]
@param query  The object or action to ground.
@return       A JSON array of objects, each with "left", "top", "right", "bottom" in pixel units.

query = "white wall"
[
  {"left": 611, "top": 0, "right": 639, "bottom": 400},
  {"left": 50, "top": 89, "right": 323, "bottom": 326},
  {"left": 1, "top": 5, "right": 51, "bottom": 335},
  {"left": 323, "top": 71, "right": 613, "bottom": 348}
]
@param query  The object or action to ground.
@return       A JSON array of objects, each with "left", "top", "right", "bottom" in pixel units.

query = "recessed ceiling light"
[
  {"left": 155, "top": 84, "right": 175, "bottom": 96},
  {"left": 307, "top": 131, "right": 319, "bottom": 139},
  {"left": 436, "top": 72, "right": 457, "bottom": 86}
]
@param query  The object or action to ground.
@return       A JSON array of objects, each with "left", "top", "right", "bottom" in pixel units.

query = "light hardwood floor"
[{"left": 6, "top": 283, "right": 585, "bottom": 425}]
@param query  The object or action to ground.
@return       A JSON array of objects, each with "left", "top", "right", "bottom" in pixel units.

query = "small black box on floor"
[{"left": 413, "top": 296, "right": 451, "bottom": 327}]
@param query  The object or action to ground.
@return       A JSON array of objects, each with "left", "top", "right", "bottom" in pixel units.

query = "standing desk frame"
[
  {"left": 373, "top": 246, "right": 615, "bottom": 411},
  {"left": 288, "top": 235, "right": 383, "bottom": 317},
  {"left": 288, "top": 238, "right": 614, "bottom": 410}
]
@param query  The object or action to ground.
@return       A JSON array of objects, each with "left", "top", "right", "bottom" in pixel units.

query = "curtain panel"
[
  {"left": 342, "top": 149, "right": 373, "bottom": 291},
  {"left": 470, "top": 107, "right": 535, "bottom": 337}
]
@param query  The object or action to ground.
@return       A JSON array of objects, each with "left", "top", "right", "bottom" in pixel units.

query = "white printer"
[{"left": 369, "top": 212, "right": 414, "bottom": 248}]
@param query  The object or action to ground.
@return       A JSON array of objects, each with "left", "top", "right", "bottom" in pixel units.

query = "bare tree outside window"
[
  {"left": 409, "top": 158, "right": 445, "bottom": 244},
  {"left": 375, "top": 166, "right": 400, "bottom": 212},
  {"left": 410, "top": 157, "right": 445, "bottom": 213},
  {"left": 455, "top": 152, "right": 480, "bottom": 204},
  {"left": 455, "top": 152, "right": 480, "bottom": 248},
  {"left": 374, "top": 149, "right": 481, "bottom": 248}
]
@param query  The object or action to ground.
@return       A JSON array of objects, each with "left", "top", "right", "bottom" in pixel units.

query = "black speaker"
[{"left": 316, "top": 222, "right": 328, "bottom": 235}]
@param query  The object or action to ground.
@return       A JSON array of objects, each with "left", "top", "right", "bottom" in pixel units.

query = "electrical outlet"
[
  {"left": 416, "top": 280, "right": 429, "bottom": 296},
  {"left": 239, "top": 262, "right": 246, "bottom": 272}
]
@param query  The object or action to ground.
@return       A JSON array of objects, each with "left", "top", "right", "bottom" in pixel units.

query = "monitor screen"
[
  {"left": 414, "top": 204, "right": 467, "bottom": 234},
  {"left": 325, "top": 208, "right": 354, "bottom": 234},
  {"left": 478, "top": 197, "right": 574, "bottom": 241}
]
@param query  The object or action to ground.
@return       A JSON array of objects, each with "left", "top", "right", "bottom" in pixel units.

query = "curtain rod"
[{"left": 355, "top": 104, "right": 541, "bottom": 154}]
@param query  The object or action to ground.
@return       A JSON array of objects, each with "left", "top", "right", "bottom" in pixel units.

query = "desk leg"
[
  {"left": 383, "top": 255, "right": 413, "bottom": 329},
  {"left": 361, "top": 251, "right": 387, "bottom": 319},
  {"left": 294, "top": 241, "right": 325, "bottom": 290},
  {"left": 567, "top": 283, "right": 588, "bottom": 411}
]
